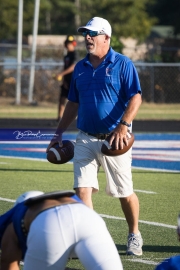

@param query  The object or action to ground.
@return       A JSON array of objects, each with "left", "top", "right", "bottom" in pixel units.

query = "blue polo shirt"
[{"left": 68, "top": 47, "right": 141, "bottom": 134}]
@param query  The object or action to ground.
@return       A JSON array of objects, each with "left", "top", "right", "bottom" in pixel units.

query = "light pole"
[
  {"left": 16, "top": 0, "right": 23, "bottom": 105},
  {"left": 28, "top": 0, "right": 40, "bottom": 104}
]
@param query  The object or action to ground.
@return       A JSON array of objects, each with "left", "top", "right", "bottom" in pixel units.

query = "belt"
[{"left": 86, "top": 132, "right": 110, "bottom": 140}]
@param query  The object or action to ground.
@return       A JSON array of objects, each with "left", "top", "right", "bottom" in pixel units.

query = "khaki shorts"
[{"left": 73, "top": 131, "right": 133, "bottom": 198}]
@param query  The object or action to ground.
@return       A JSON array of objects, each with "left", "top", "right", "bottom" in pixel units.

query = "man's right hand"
[{"left": 46, "top": 133, "right": 63, "bottom": 153}]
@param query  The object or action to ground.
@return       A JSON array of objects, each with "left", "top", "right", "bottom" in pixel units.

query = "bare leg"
[
  {"left": 75, "top": 187, "right": 94, "bottom": 209},
  {"left": 119, "top": 192, "right": 139, "bottom": 234}
]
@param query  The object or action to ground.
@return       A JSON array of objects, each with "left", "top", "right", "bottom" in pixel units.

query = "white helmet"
[{"left": 14, "top": 191, "right": 44, "bottom": 206}]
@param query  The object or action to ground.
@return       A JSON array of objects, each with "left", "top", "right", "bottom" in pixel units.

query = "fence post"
[{"left": 150, "top": 65, "right": 154, "bottom": 102}]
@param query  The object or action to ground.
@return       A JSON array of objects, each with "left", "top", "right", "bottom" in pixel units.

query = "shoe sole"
[{"left": 126, "top": 251, "right": 143, "bottom": 256}]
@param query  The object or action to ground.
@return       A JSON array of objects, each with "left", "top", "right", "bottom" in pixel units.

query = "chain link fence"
[
  {"left": 135, "top": 63, "right": 180, "bottom": 103},
  {"left": 0, "top": 62, "right": 65, "bottom": 103},
  {"left": 0, "top": 44, "right": 180, "bottom": 104}
]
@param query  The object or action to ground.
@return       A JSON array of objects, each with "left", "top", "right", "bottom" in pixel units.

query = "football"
[
  {"left": 47, "top": 140, "right": 75, "bottom": 164},
  {"left": 101, "top": 132, "right": 134, "bottom": 156}
]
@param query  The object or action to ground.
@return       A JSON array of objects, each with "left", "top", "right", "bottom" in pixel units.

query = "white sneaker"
[{"left": 126, "top": 231, "right": 143, "bottom": 256}]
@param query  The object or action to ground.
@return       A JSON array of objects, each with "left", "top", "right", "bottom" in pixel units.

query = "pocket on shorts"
[
  {"left": 104, "top": 165, "right": 133, "bottom": 198},
  {"left": 112, "top": 167, "right": 133, "bottom": 197}
]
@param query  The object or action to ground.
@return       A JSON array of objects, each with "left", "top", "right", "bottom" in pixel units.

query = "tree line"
[{"left": 0, "top": 0, "right": 180, "bottom": 43}]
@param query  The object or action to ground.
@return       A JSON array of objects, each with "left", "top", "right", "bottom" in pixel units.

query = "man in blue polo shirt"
[{"left": 47, "top": 17, "right": 143, "bottom": 256}]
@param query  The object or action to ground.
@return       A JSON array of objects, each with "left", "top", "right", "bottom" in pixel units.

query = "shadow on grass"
[
  {"left": 0, "top": 168, "right": 73, "bottom": 173},
  {"left": 65, "top": 268, "right": 81, "bottom": 270},
  {"left": 142, "top": 245, "right": 180, "bottom": 253},
  {"left": 116, "top": 244, "right": 180, "bottom": 255},
  {"left": 0, "top": 168, "right": 105, "bottom": 173},
  {"left": 132, "top": 171, "right": 177, "bottom": 175}
]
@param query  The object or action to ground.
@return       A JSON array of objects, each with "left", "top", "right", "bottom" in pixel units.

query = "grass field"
[
  {"left": 0, "top": 157, "right": 180, "bottom": 270},
  {"left": 0, "top": 97, "right": 180, "bottom": 120}
]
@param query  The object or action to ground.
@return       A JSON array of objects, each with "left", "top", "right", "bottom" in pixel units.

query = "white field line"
[
  {"left": 126, "top": 258, "right": 158, "bottom": 266},
  {"left": 20, "top": 256, "right": 159, "bottom": 267},
  {"left": 0, "top": 197, "right": 176, "bottom": 229},
  {"left": 0, "top": 197, "right": 15, "bottom": 203},
  {"left": 1, "top": 139, "right": 179, "bottom": 147},
  {"left": 0, "top": 156, "right": 179, "bottom": 173},
  {"left": 134, "top": 189, "right": 157, "bottom": 194},
  {"left": 100, "top": 214, "right": 176, "bottom": 229},
  {"left": 0, "top": 141, "right": 50, "bottom": 144},
  {"left": 0, "top": 155, "right": 73, "bottom": 164},
  {"left": 4, "top": 148, "right": 46, "bottom": 152},
  {"left": 132, "top": 166, "right": 180, "bottom": 173},
  {"left": 0, "top": 155, "right": 48, "bottom": 162},
  {"left": 19, "top": 257, "right": 160, "bottom": 267},
  {"left": 134, "top": 140, "right": 180, "bottom": 148},
  {"left": 133, "top": 154, "right": 180, "bottom": 162}
]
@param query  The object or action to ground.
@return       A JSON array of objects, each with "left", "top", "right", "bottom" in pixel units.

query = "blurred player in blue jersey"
[
  {"left": 0, "top": 190, "right": 123, "bottom": 270},
  {"left": 155, "top": 213, "right": 180, "bottom": 269}
]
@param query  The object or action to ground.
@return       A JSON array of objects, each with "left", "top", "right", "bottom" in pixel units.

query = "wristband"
[{"left": 120, "top": 119, "right": 131, "bottom": 127}]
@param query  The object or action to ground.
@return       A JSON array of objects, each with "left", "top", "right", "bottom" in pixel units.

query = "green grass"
[
  {"left": 0, "top": 157, "right": 180, "bottom": 270},
  {"left": 0, "top": 98, "right": 180, "bottom": 120},
  {"left": 0, "top": 99, "right": 57, "bottom": 119},
  {"left": 136, "top": 103, "right": 180, "bottom": 120}
]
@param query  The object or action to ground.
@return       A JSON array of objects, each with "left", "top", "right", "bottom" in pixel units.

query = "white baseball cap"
[
  {"left": 14, "top": 191, "right": 44, "bottom": 206},
  {"left": 77, "top": 17, "right": 112, "bottom": 37}
]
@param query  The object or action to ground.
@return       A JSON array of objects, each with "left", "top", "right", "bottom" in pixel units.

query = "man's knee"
[
  {"left": 75, "top": 187, "right": 91, "bottom": 197},
  {"left": 75, "top": 187, "right": 93, "bottom": 208},
  {"left": 119, "top": 192, "right": 138, "bottom": 203}
]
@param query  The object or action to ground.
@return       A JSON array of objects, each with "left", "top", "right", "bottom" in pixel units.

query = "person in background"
[
  {"left": 0, "top": 190, "right": 123, "bottom": 270},
  {"left": 47, "top": 17, "right": 143, "bottom": 256},
  {"left": 56, "top": 35, "right": 77, "bottom": 121}
]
